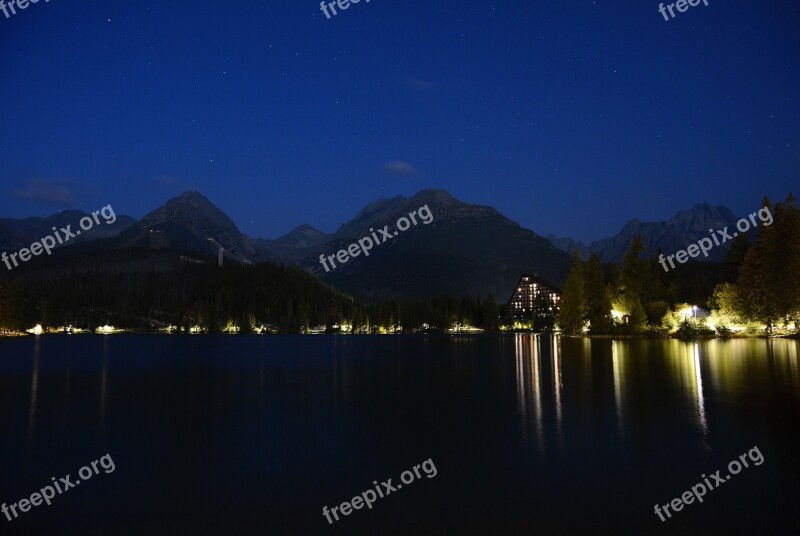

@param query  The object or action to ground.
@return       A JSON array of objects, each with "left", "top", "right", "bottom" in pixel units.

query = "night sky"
[{"left": 1, "top": 0, "right": 798, "bottom": 243}]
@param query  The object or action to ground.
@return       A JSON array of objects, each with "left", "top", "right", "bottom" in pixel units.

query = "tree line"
[
  {"left": 0, "top": 250, "right": 502, "bottom": 334},
  {"left": 557, "top": 194, "right": 800, "bottom": 336}
]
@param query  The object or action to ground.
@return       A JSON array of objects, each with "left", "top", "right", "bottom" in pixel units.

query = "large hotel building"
[{"left": 508, "top": 274, "right": 561, "bottom": 321}]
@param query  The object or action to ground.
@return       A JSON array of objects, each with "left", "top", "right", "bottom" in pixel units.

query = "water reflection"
[
  {"left": 769, "top": 339, "right": 800, "bottom": 394},
  {"left": 100, "top": 336, "right": 110, "bottom": 436},
  {"left": 787, "top": 341, "right": 799, "bottom": 392},
  {"left": 663, "top": 341, "right": 711, "bottom": 445},
  {"left": 515, "top": 334, "right": 544, "bottom": 451},
  {"left": 333, "top": 339, "right": 352, "bottom": 407},
  {"left": 63, "top": 338, "right": 72, "bottom": 435},
  {"left": 26, "top": 336, "right": 41, "bottom": 455},
  {"left": 700, "top": 339, "right": 800, "bottom": 397},
  {"left": 551, "top": 336, "right": 563, "bottom": 445},
  {"left": 692, "top": 343, "right": 708, "bottom": 439},
  {"left": 516, "top": 336, "right": 724, "bottom": 452},
  {"left": 515, "top": 334, "right": 563, "bottom": 452},
  {"left": 259, "top": 337, "right": 265, "bottom": 411},
  {"left": 611, "top": 341, "right": 624, "bottom": 436}
]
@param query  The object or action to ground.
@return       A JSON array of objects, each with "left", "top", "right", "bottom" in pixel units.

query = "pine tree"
[
  {"left": 722, "top": 233, "right": 751, "bottom": 283},
  {"left": 620, "top": 236, "right": 648, "bottom": 331},
  {"left": 736, "top": 197, "right": 779, "bottom": 331},
  {"left": 558, "top": 250, "right": 586, "bottom": 335},
  {"left": 584, "top": 253, "right": 612, "bottom": 333},
  {"left": 777, "top": 194, "right": 800, "bottom": 329}
]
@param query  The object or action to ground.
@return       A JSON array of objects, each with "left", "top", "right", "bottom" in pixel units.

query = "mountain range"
[
  {"left": 295, "top": 189, "right": 571, "bottom": 300},
  {"left": 546, "top": 203, "right": 742, "bottom": 262},
  {"left": 0, "top": 191, "right": 742, "bottom": 300},
  {"left": 0, "top": 211, "right": 137, "bottom": 250}
]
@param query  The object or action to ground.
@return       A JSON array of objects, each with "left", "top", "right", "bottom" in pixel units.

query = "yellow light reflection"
[
  {"left": 26, "top": 336, "right": 41, "bottom": 455},
  {"left": 551, "top": 335, "right": 563, "bottom": 446},
  {"left": 611, "top": 340, "right": 624, "bottom": 436},
  {"left": 692, "top": 343, "right": 708, "bottom": 436},
  {"left": 515, "top": 333, "right": 544, "bottom": 452},
  {"left": 669, "top": 340, "right": 710, "bottom": 450}
]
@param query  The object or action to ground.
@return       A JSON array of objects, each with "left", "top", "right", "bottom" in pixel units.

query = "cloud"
[
  {"left": 13, "top": 178, "right": 76, "bottom": 206},
  {"left": 156, "top": 175, "right": 182, "bottom": 187},
  {"left": 383, "top": 160, "right": 417, "bottom": 176},
  {"left": 407, "top": 78, "right": 438, "bottom": 90}
]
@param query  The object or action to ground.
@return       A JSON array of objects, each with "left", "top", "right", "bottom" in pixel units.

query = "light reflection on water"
[
  {"left": 18, "top": 335, "right": 800, "bottom": 461},
  {"left": 515, "top": 334, "right": 565, "bottom": 454},
  {"left": 26, "top": 336, "right": 40, "bottom": 455},
  {"left": 3, "top": 333, "right": 799, "bottom": 533},
  {"left": 515, "top": 335, "right": 800, "bottom": 455}
]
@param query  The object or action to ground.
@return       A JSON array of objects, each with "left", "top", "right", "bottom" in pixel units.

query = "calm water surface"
[{"left": 1, "top": 334, "right": 799, "bottom": 535}]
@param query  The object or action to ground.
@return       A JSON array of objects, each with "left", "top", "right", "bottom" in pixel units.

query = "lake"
[{"left": 1, "top": 334, "right": 798, "bottom": 534}]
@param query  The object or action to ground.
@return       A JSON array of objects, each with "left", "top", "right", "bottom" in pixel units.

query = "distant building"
[{"left": 508, "top": 274, "right": 561, "bottom": 321}]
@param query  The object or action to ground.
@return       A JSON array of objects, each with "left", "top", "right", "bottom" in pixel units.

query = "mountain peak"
[
  {"left": 293, "top": 223, "right": 323, "bottom": 233},
  {"left": 257, "top": 223, "right": 329, "bottom": 258},
  {"left": 166, "top": 190, "right": 215, "bottom": 208},
  {"left": 114, "top": 191, "right": 271, "bottom": 264},
  {"left": 178, "top": 190, "right": 206, "bottom": 199},
  {"left": 409, "top": 189, "right": 458, "bottom": 205}
]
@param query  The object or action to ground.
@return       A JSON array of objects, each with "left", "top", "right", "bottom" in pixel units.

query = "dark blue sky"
[{"left": 1, "top": 0, "right": 798, "bottom": 243}]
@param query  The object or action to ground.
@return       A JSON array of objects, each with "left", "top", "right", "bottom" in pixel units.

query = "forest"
[{"left": 0, "top": 249, "right": 500, "bottom": 334}]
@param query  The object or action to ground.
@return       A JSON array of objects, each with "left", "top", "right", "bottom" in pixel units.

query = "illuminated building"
[{"left": 508, "top": 274, "right": 561, "bottom": 321}]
